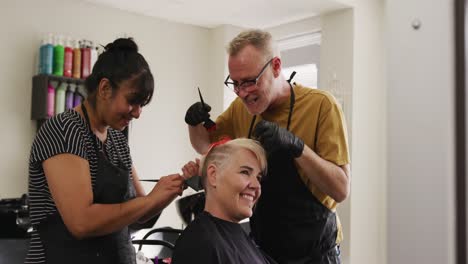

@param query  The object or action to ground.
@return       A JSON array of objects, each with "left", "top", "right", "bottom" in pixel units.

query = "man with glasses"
[{"left": 184, "top": 29, "right": 350, "bottom": 264}]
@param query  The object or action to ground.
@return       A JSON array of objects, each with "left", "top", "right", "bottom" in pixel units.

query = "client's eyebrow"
[{"left": 240, "top": 165, "right": 254, "bottom": 172}]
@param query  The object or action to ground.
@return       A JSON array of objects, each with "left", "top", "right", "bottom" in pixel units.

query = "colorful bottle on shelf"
[
  {"left": 53, "top": 35, "right": 64, "bottom": 76},
  {"left": 55, "top": 82, "right": 67, "bottom": 114},
  {"left": 47, "top": 82, "right": 55, "bottom": 117},
  {"left": 81, "top": 40, "right": 91, "bottom": 79},
  {"left": 73, "top": 91, "right": 83, "bottom": 107},
  {"left": 39, "top": 33, "right": 54, "bottom": 74},
  {"left": 65, "top": 83, "right": 75, "bottom": 110},
  {"left": 72, "top": 39, "right": 81, "bottom": 79},
  {"left": 63, "top": 37, "right": 73, "bottom": 78}
]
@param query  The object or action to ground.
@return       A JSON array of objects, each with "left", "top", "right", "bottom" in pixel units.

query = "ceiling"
[{"left": 82, "top": 0, "right": 351, "bottom": 29}]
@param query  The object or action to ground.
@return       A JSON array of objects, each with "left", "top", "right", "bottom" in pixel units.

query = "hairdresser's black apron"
[
  {"left": 37, "top": 105, "right": 137, "bottom": 264},
  {"left": 249, "top": 82, "right": 340, "bottom": 264}
]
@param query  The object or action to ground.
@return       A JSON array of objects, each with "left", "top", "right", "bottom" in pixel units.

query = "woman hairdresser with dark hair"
[{"left": 25, "top": 38, "right": 192, "bottom": 264}]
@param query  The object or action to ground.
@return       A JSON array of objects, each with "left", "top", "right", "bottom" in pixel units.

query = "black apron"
[
  {"left": 37, "top": 105, "right": 137, "bottom": 264},
  {"left": 249, "top": 82, "right": 341, "bottom": 264}
]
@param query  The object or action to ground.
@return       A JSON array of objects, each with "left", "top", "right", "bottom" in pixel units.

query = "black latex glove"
[
  {"left": 253, "top": 120, "right": 304, "bottom": 158},
  {"left": 185, "top": 102, "right": 212, "bottom": 126}
]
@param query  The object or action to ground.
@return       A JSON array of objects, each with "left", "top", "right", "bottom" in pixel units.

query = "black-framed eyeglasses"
[{"left": 224, "top": 58, "right": 274, "bottom": 93}]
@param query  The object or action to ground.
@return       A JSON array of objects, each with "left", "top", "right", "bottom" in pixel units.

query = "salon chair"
[
  {"left": 0, "top": 194, "right": 31, "bottom": 264},
  {"left": 132, "top": 227, "right": 183, "bottom": 259}
]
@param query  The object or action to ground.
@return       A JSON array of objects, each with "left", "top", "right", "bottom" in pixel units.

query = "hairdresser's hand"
[
  {"left": 181, "top": 158, "right": 200, "bottom": 180},
  {"left": 253, "top": 120, "right": 304, "bottom": 158},
  {"left": 149, "top": 174, "right": 185, "bottom": 207},
  {"left": 185, "top": 102, "right": 212, "bottom": 126}
]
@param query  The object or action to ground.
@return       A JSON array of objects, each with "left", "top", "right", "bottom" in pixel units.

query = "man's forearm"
[
  {"left": 188, "top": 124, "right": 211, "bottom": 154},
  {"left": 295, "top": 145, "right": 350, "bottom": 203}
]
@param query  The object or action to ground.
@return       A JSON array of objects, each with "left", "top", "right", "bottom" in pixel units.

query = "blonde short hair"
[
  {"left": 199, "top": 138, "right": 267, "bottom": 189},
  {"left": 227, "top": 29, "right": 279, "bottom": 62}
]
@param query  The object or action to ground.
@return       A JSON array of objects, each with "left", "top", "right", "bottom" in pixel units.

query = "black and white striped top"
[{"left": 25, "top": 109, "right": 132, "bottom": 264}]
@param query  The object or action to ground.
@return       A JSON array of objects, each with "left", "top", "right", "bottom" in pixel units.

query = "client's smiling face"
[{"left": 214, "top": 148, "right": 263, "bottom": 223}]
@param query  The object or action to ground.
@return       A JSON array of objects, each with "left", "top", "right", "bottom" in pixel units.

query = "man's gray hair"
[{"left": 227, "top": 29, "right": 279, "bottom": 62}]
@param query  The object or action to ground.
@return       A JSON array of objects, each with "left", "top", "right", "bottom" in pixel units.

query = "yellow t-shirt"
[{"left": 210, "top": 83, "right": 350, "bottom": 243}]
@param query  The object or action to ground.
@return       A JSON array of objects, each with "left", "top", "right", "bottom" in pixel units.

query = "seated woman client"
[{"left": 172, "top": 138, "right": 277, "bottom": 264}]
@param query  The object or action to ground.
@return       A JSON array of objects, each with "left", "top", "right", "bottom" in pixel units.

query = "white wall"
[
  {"left": 267, "top": 16, "right": 321, "bottom": 39},
  {"left": 0, "top": 0, "right": 211, "bottom": 228},
  {"left": 386, "top": 0, "right": 456, "bottom": 263},
  {"left": 349, "top": 0, "right": 387, "bottom": 263}
]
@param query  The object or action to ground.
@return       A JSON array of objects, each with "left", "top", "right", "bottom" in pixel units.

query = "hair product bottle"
[
  {"left": 72, "top": 39, "right": 81, "bottom": 79},
  {"left": 73, "top": 84, "right": 83, "bottom": 107},
  {"left": 65, "top": 83, "right": 75, "bottom": 110},
  {"left": 73, "top": 91, "right": 83, "bottom": 107},
  {"left": 53, "top": 35, "right": 64, "bottom": 76},
  {"left": 63, "top": 37, "right": 73, "bottom": 78},
  {"left": 55, "top": 82, "right": 67, "bottom": 114},
  {"left": 47, "top": 82, "right": 55, "bottom": 117},
  {"left": 39, "top": 33, "right": 54, "bottom": 74},
  {"left": 81, "top": 40, "right": 91, "bottom": 79}
]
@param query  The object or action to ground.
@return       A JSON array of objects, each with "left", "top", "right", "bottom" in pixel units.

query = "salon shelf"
[{"left": 30, "top": 74, "right": 85, "bottom": 121}]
